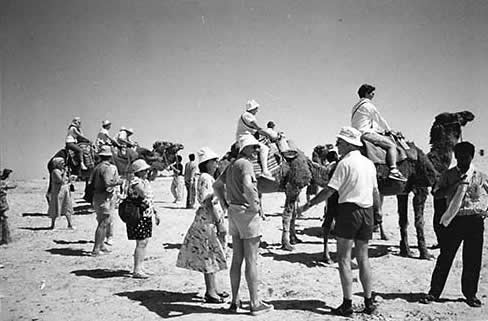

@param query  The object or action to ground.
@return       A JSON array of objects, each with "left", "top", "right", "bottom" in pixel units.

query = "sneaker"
[
  {"left": 331, "top": 303, "right": 353, "bottom": 317},
  {"left": 466, "top": 297, "right": 482, "bottom": 308},
  {"left": 362, "top": 303, "right": 377, "bottom": 314},
  {"left": 250, "top": 302, "right": 274, "bottom": 316},
  {"left": 81, "top": 163, "right": 88, "bottom": 171},
  {"left": 388, "top": 169, "right": 408, "bottom": 182}
]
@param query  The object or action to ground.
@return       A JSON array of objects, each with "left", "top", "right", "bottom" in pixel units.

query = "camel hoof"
[
  {"left": 281, "top": 243, "right": 295, "bottom": 251},
  {"left": 399, "top": 250, "right": 414, "bottom": 258},
  {"left": 290, "top": 237, "right": 302, "bottom": 245},
  {"left": 322, "top": 256, "right": 332, "bottom": 264},
  {"left": 380, "top": 234, "right": 389, "bottom": 241}
]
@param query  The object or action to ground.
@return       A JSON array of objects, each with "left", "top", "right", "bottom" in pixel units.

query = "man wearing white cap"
[
  {"left": 235, "top": 99, "right": 274, "bottom": 180},
  {"left": 65, "top": 117, "right": 90, "bottom": 170},
  {"left": 213, "top": 134, "right": 274, "bottom": 315},
  {"left": 300, "top": 126, "right": 380, "bottom": 317},
  {"left": 95, "top": 120, "right": 120, "bottom": 152}
]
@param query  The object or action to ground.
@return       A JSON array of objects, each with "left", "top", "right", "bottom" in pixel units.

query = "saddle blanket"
[
  {"left": 251, "top": 144, "right": 281, "bottom": 177},
  {"left": 363, "top": 135, "right": 418, "bottom": 165}
]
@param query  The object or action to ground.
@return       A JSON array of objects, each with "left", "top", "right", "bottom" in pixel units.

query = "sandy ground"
[{"left": 1, "top": 167, "right": 488, "bottom": 321}]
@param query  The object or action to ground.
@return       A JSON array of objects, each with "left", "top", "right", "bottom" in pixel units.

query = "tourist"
[
  {"left": 213, "top": 135, "right": 274, "bottom": 315},
  {"left": 95, "top": 120, "right": 120, "bottom": 152},
  {"left": 421, "top": 141, "right": 488, "bottom": 307},
  {"left": 176, "top": 147, "right": 228, "bottom": 302},
  {"left": 0, "top": 169, "right": 16, "bottom": 245},
  {"left": 184, "top": 153, "right": 198, "bottom": 209},
  {"left": 65, "top": 117, "right": 90, "bottom": 171},
  {"left": 351, "top": 84, "right": 407, "bottom": 182},
  {"left": 126, "top": 159, "right": 160, "bottom": 278},
  {"left": 91, "top": 146, "right": 122, "bottom": 256},
  {"left": 47, "top": 158, "right": 75, "bottom": 230},
  {"left": 170, "top": 155, "right": 184, "bottom": 204},
  {"left": 300, "top": 126, "right": 379, "bottom": 316}
]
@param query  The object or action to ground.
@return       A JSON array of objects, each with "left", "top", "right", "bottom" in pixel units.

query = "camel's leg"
[
  {"left": 281, "top": 184, "right": 299, "bottom": 251},
  {"left": 376, "top": 195, "right": 389, "bottom": 240},
  {"left": 289, "top": 189, "right": 302, "bottom": 245},
  {"left": 413, "top": 188, "right": 433, "bottom": 260},
  {"left": 397, "top": 194, "right": 413, "bottom": 257}
]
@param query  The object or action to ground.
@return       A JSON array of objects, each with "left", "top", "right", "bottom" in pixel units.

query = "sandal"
[
  {"left": 250, "top": 302, "right": 274, "bottom": 316},
  {"left": 204, "top": 293, "right": 224, "bottom": 304}
]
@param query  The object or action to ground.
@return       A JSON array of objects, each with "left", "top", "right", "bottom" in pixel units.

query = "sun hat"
[
  {"left": 246, "top": 99, "right": 260, "bottom": 111},
  {"left": 238, "top": 134, "right": 260, "bottom": 152},
  {"left": 131, "top": 159, "right": 150, "bottom": 173},
  {"left": 125, "top": 128, "right": 134, "bottom": 134},
  {"left": 336, "top": 126, "right": 363, "bottom": 147},
  {"left": 98, "top": 145, "right": 112, "bottom": 156},
  {"left": 102, "top": 120, "right": 111, "bottom": 126},
  {"left": 197, "top": 147, "right": 219, "bottom": 165}
]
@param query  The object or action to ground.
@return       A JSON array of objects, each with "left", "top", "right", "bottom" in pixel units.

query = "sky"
[{"left": 1, "top": 0, "right": 487, "bottom": 179}]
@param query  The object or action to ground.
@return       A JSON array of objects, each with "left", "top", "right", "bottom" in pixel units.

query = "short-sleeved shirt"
[
  {"left": 66, "top": 125, "right": 80, "bottom": 143},
  {"left": 197, "top": 172, "right": 214, "bottom": 204},
  {"left": 224, "top": 158, "right": 259, "bottom": 206},
  {"left": 235, "top": 111, "right": 258, "bottom": 141},
  {"left": 95, "top": 128, "right": 112, "bottom": 149},
  {"left": 92, "top": 161, "right": 120, "bottom": 198},
  {"left": 351, "top": 98, "right": 390, "bottom": 134},
  {"left": 184, "top": 161, "right": 198, "bottom": 184},
  {"left": 328, "top": 150, "right": 377, "bottom": 208}
]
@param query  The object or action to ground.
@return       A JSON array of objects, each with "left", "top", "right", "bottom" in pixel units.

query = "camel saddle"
[{"left": 362, "top": 134, "right": 418, "bottom": 165}]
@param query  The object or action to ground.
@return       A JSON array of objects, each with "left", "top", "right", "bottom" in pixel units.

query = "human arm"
[
  {"left": 299, "top": 185, "right": 337, "bottom": 213},
  {"left": 212, "top": 174, "right": 229, "bottom": 211},
  {"left": 73, "top": 127, "right": 91, "bottom": 143},
  {"left": 242, "top": 173, "right": 261, "bottom": 212}
]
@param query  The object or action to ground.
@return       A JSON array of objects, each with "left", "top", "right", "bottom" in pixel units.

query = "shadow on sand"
[
  {"left": 53, "top": 239, "right": 93, "bottom": 245},
  {"left": 162, "top": 243, "right": 182, "bottom": 250},
  {"left": 74, "top": 204, "right": 94, "bottom": 215},
  {"left": 21, "top": 212, "right": 48, "bottom": 217},
  {"left": 19, "top": 226, "right": 53, "bottom": 231},
  {"left": 115, "top": 290, "right": 328, "bottom": 318},
  {"left": 72, "top": 268, "right": 131, "bottom": 279},
  {"left": 46, "top": 248, "right": 91, "bottom": 256},
  {"left": 373, "top": 292, "right": 463, "bottom": 304}
]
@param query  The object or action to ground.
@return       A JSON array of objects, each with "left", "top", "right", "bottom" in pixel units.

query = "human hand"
[{"left": 155, "top": 213, "right": 161, "bottom": 226}]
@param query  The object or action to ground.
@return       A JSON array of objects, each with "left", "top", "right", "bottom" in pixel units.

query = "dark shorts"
[{"left": 334, "top": 203, "right": 374, "bottom": 241}]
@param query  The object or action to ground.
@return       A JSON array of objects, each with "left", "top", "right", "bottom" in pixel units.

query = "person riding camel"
[
  {"left": 115, "top": 127, "right": 136, "bottom": 149},
  {"left": 235, "top": 99, "right": 274, "bottom": 180},
  {"left": 65, "top": 117, "right": 90, "bottom": 171},
  {"left": 95, "top": 120, "right": 120, "bottom": 152},
  {"left": 263, "top": 120, "right": 290, "bottom": 152},
  {"left": 351, "top": 84, "right": 408, "bottom": 182}
]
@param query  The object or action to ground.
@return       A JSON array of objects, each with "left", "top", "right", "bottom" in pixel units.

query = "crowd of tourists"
[{"left": 1, "top": 83, "right": 487, "bottom": 317}]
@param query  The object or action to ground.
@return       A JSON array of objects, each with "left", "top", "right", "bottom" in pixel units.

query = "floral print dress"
[{"left": 176, "top": 173, "right": 227, "bottom": 273}]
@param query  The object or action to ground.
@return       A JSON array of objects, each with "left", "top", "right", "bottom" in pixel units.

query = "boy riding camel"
[{"left": 351, "top": 84, "right": 407, "bottom": 182}]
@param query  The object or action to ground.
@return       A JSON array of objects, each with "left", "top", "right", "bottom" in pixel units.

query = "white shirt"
[
  {"left": 351, "top": 98, "right": 391, "bottom": 134},
  {"left": 96, "top": 128, "right": 111, "bottom": 149},
  {"left": 235, "top": 111, "right": 257, "bottom": 141},
  {"left": 328, "top": 150, "right": 377, "bottom": 207}
]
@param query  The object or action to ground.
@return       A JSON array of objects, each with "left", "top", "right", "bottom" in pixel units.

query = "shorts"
[
  {"left": 362, "top": 132, "right": 395, "bottom": 150},
  {"left": 228, "top": 204, "right": 261, "bottom": 240},
  {"left": 93, "top": 193, "right": 116, "bottom": 223},
  {"left": 334, "top": 202, "right": 373, "bottom": 241}
]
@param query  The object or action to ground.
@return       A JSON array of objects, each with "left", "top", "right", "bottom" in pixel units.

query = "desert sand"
[{"left": 1, "top": 165, "right": 488, "bottom": 321}]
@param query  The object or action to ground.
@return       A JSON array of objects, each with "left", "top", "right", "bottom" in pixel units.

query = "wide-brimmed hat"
[
  {"left": 102, "top": 120, "right": 111, "bottom": 126},
  {"left": 131, "top": 159, "right": 150, "bottom": 173},
  {"left": 197, "top": 147, "right": 219, "bottom": 165},
  {"left": 125, "top": 128, "right": 134, "bottom": 134},
  {"left": 238, "top": 134, "right": 260, "bottom": 152},
  {"left": 246, "top": 99, "right": 260, "bottom": 111},
  {"left": 98, "top": 145, "right": 112, "bottom": 156},
  {"left": 336, "top": 126, "right": 363, "bottom": 147}
]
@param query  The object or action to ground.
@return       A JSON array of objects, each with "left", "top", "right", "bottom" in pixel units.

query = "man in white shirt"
[
  {"left": 235, "top": 99, "right": 274, "bottom": 180},
  {"left": 115, "top": 127, "right": 136, "bottom": 148},
  {"left": 95, "top": 120, "right": 120, "bottom": 152},
  {"left": 351, "top": 84, "right": 407, "bottom": 182},
  {"left": 299, "top": 126, "right": 380, "bottom": 317}
]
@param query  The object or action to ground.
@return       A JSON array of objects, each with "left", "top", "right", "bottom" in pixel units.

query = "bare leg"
[
  {"left": 230, "top": 236, "right": 244, "bottom": 305},
  {"left": 133, "top": 239, "right": 149, "bottom": 274},
  {"left": 243, "top": 236, "right": 262, "bottom": 309},
  {"left": 336, "top": 237, "right": 354, "bottom": 299},
  {"left": 92, "top": 216, "right": 111, "bottom": 253},
  {"left": 259, "top": 143, "right": 271, "bottom": 175},
  {"left": 355, "top": 240, "right": 373, "bottom": 298},
  {"left": 204, "top": 273, "right": 219, "bottom": 298}
]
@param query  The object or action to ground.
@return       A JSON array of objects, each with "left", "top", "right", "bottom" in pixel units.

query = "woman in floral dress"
[
  {"left": 176, "top": 147, "right": 228, "bottom": 303},
  {"left": 126, "top": 159, "right": 160, "bottom": 279},
  {"left": 47, "top": 158, "right": 74, "bottom": 230}
]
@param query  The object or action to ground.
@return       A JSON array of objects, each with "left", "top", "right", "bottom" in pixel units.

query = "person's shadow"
[
  {"left": 373, "top": 292, "right": 463, "bottom": 303},
  {"left": 115, "top": 290, "right": 229, "bottom": 318}
]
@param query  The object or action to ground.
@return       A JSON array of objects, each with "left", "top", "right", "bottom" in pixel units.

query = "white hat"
[
  {"left": 246, "top": 99, "right": 260, "bottom": 111},
  {"left": 125, "top": 128, "right": 134, "bottom": 134},
  {"left": 102, "top": 120, "right": 111, "bottom": 126},
  {"left": 197, "top": 147, "right": 219, "bottom": 165},
  {"left": 336, "top": 126, "right": 363, "bottom": 147},
  {"left": 238, "top": 134, "right": 260, "bottom": 152},
  {"left": 131, "top": 159, "right": 150, "bottom": 173},
  {"left": 98, "top": 145, "right": 112, "bottom": 156}
]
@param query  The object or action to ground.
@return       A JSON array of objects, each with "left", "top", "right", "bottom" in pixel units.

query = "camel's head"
[{"left": 429, "top": 111, "right": 475, "bottom": 147}]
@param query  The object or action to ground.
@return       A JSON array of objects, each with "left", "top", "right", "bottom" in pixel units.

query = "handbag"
[{"left": 118, "top": 197, "right": 148, "bottom": 224}]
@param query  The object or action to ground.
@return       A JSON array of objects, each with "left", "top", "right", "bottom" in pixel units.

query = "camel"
[
  {"left": 321, "top": 110, "right": 474, "bottom": 261},
  {"left": 222, "top": 140, "right": 331, "bottom": 251}
]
